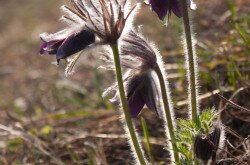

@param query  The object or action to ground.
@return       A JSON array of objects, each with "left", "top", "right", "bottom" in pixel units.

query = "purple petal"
[
  {"left": 147, "top": 0, "right": 190, "bottom": 20},
  {"left": 137, "top": 73, "right": 160, "bottom": 116},
  {"left": 171, "top": 0, "right": 182, "bottom": 17},
  {"left": 39, "top": 40, "right": 64, "bottom": 55},
  {"left": 142, "top": 81, "right": 159, "bottom": 116},
  {"left": 47, "top": 41, "right": 64, "bottom": 55},
  {"left": 127, "top": 75, "right": 146, "bottom": 117},
  {"left": 56, "top": 29, "right": 95, "bottom": 59},
  {"left": 128, "top": 92, "right": 145, "bottom": 118},
  {"left": 148, "top": 0, "right": 169, "bottom": 20},
  {"left": 39, "top": 42, "right": 48, "bottom": 55}
]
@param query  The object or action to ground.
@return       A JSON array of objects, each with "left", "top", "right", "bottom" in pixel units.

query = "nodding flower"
[
  {"left": 145, "top": 0, "right": 196, "bottom": 20},
  {"left": 125, "top": 70, "right": 161, "bottom": 117},
  {"left": 103, "top": 30, "right": 163, "bottom": 117},
  {"left": 39, "top": 0, "right": 138, "bottom": 63}
]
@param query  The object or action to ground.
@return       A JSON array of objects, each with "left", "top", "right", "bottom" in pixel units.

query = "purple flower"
[
  {"left": 40, "top": 29, "right": 95, "bottom": 62},
  {"left": 103, "top": 30, "right": 162, "bottom": 118},
  {"left": 145, "top": 0, "right": 196, "bottom": 20},
  {"left": 126, "top": 71, "right": 160, "bottom": 117},
  {"left": 40, "top": 0, "right": 138, "bottom": 64},
  {"left": 104, "top": 69, "right": 161, "bottom": 118}
]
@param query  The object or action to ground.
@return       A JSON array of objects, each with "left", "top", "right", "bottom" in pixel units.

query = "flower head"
[
  {"left": 103, "top": 30, "right": 162, "bottom": 117},
  {"left": 145, "top": 0, "right": 196, "bottom": 20},
  {"left": 39, "top": 0, "right": 138, "bottom": 63},
  {"left": 77, "top": 0, "right": 138, "bottom": 45},
  {"left": 104, "top": 68, "right": 161, "bottom": 118}
]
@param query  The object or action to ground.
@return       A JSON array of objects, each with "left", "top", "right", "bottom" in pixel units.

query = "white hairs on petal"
[{"left": 60, "top": 5, "right": 85, "bottom": 24}]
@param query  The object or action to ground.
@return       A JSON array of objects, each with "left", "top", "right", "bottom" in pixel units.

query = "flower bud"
[{"left": 194, "top": 125, "right": 221, "bottom": 162}]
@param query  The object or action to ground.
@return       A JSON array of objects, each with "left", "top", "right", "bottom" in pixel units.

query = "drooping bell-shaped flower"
[
  {"left": 103, "top": 30, "right": 163, "bottom": 117},
  {"left": 145, "top": 0, "right": 196, "bottom": 20},
  {"left": 104, "top": 68, "right": 161, "bottom": 118}
]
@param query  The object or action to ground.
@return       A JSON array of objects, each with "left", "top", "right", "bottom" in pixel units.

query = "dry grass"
[{"left": 0, "top": 0, "right": 249, "bottom": 164}]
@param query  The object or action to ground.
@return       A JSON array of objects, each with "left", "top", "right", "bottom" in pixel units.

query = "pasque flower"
[
  {"left": 145, "top": 0, "right": 196, "bottom": 20},
  {"left": 40, "top": 0, "right": 138, "bottom": 62},
  {"left": 103, "top": 30, "right": 179, "bottom": 162},
  {"left": 103, "top": 30, "right": 162, "bottom": 117},
  {"left": 105, "top": 68, "right": 161, "bottom": 118},
  {"left": 40, "top": 1, "right": 145, "bottom": 163}
]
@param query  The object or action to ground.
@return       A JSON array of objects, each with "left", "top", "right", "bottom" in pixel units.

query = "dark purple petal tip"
[
  {"left": 39, "top": 29, "right": 95, "bottom": 62},
  {"left": 128, "top": 92, "right": 145, "bottom": 118},
  {"left": 148, "top": 0, "right": 169, "bottom": 20},
  {"left": 171, "top": 0, "right": 182, "bottom": 17},
  {"left": 39, "top": 40, "right": 64, "bottom": 55},
  {"left": 39, "top": 42, "right": 48, "bottom": 55},
  {"left": 56, "top": 29, "right": 95, "bottom": 60}
]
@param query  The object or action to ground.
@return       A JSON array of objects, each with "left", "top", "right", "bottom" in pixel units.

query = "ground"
[{"left": 0, "top": 0, "right": 249, "bottom": 164}]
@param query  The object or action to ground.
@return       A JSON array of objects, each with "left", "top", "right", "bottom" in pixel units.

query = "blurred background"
[{"left": 0, "top": 0, "right": 249, "bottom": 164}]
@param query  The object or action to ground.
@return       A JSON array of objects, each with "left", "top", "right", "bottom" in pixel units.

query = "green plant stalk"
[
  {"left": 111, "top": 44, "right": 146, "bottom": 165},
  {"left": 87, "top": 150, "right": 95, "bottom": 165},
  {"left": 180, "top": 1, "right": 199, "bottom": 164},
  {"left": 180, "top": 0, "right": 198, "bottom": 123},
  {"left": 141, "top": 117, "right": 154, "bottom": 163},
  {"left": 154, "top": 65, "right": 180, "bottom": 163}
]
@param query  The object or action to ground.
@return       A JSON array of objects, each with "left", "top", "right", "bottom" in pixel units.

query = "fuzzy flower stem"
[
  {"left": 111, "top": 43, "right": 147, "bottom": 165},
  {"left": 154, "top": 65, "right": 179, "bottom": 163},
  {"left": 180, "top": 0, "right": 198, "bottom": 123}
]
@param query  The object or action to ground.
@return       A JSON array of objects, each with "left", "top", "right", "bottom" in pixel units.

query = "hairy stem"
[
  {"left": 111, "top": 44, "right": 147, "bottom": 165},
  {"left": 180, "top": 1, "right": 199, "bottom": 164},
  {"left": 154, "top": 65, "right": 180, "bottom": 163},
  {"left": 180, "top": 0, "right": 198, "bottom": 122}
]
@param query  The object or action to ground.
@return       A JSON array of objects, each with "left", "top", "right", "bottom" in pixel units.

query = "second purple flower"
[{"left": 145, "top": 0, "right": 196, "bottom": 20}]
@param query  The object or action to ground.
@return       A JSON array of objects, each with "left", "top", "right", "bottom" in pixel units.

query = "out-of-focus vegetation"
[{"left": 0, "top": 0, "right": 249, "bottom": 164}]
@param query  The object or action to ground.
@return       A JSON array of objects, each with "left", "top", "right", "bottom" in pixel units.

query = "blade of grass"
[{"left": 141, "top": 117, "right": 154, "bottom": 163}]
